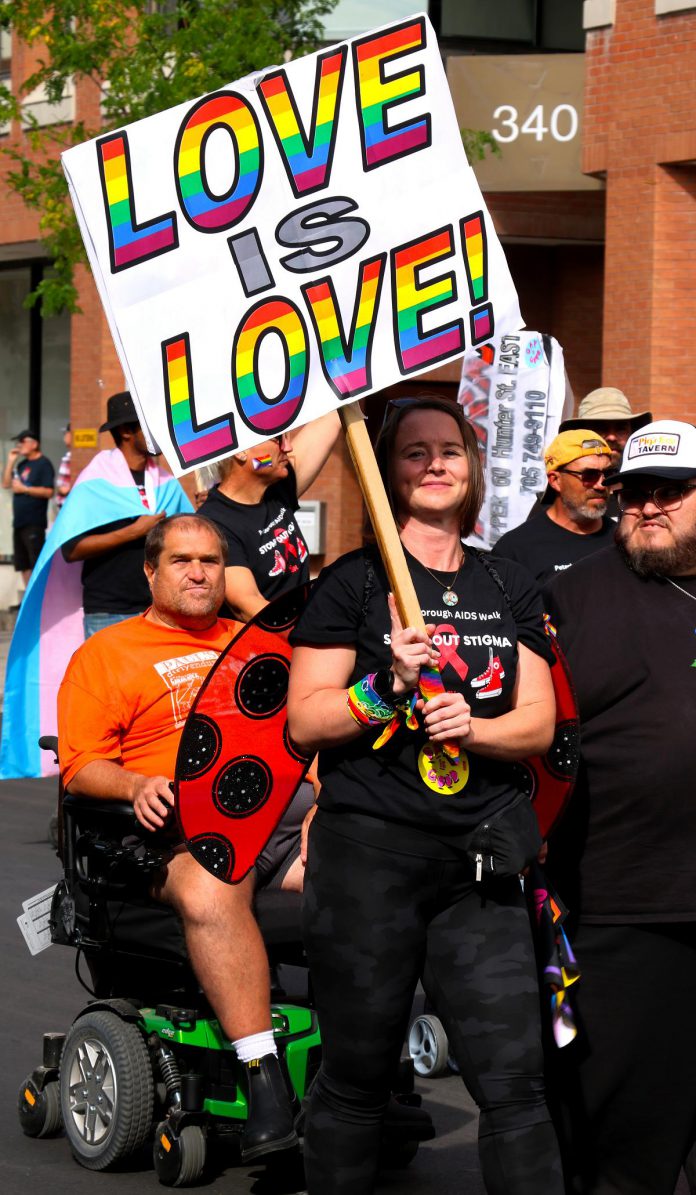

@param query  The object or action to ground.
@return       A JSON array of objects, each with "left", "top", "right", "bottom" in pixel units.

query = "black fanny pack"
[{"left": 465, "top": 794, "right": 542, "bottom": 882}]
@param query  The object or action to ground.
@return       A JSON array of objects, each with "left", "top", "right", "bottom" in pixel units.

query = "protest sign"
[
  {"left": 62, "top": 13, "right": 521, "bottom": 477},
  {"left": 459, "top": 331, "right": 571, "bottom": 549}
]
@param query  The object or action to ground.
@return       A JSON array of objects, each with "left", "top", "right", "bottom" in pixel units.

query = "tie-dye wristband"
[{"left": 347, "top": 673, "right": 396, "bottom": 727}]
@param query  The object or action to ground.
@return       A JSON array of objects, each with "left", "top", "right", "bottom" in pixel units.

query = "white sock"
[{"left": 232, "top": 1030, "right": 277, "bottom": 1064}]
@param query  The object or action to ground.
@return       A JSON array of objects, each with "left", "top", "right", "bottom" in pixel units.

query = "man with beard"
[
  {"left": 494, "top": 429, "right": 615, "bottom": 583},
  {"left": 543, "top": 419, "right": 696, "bottom": 1195}
]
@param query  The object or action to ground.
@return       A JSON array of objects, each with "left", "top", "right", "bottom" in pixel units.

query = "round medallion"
[
  {"left": 235, "top": 654, "right": 289, "bottom": 719},
  {"left": 442, "top": 589, "right": 459, "bottom": 607},
  {"left": 177, "top": 714, "right": 221, "bottom": 780},
  {"left": 213, "top": 755, "right": 272, "bottom": 818},
  {"left": 418, "top": 743, "right": 469, "bottom": 794}
]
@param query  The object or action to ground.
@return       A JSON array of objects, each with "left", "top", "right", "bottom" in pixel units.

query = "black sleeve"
[
  {"left": 290, "top": 550, "right": 366, "bottom": 646},
  {"left": 488, "top": 553, "right": 554, "bottom": 664},
  {"left": 59, "top": 518, "right": 139, "bottom": 562}
]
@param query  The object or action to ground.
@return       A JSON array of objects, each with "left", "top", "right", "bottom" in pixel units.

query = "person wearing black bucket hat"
[
  {"left": 62, "top": 391, "right": 168, "bottom": 636},
  {"left": 2, "top": 429, "right": 55, "bottom": 583},
  {"left": 544, "top": 419, "right": 696, "bottom": 1195}
]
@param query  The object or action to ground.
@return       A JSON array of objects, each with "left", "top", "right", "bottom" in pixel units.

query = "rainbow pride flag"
[{"left": 0, "top": 449, "right": 192, "bottom": 779}]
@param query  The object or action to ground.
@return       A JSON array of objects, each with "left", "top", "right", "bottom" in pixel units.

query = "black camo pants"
[{"left": 302, "top": 815, "right": 564, "bottom": 1194}]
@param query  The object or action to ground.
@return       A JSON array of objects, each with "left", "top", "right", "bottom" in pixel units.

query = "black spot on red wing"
[
  {"left": 213, "top": 756, "right": 272, "bottom": 817},
  {"left": 283, "top": 720, "right": 311, "bottom": 764},
  {"left": 178, "top": 715, "right": 222, "bottom": 780},
  {"left": 188, "top": 833, "right": 234, "bottom": 881},
  {"left": 545, "top": 720, "right": 580, "bottom": 781},
  {"left": 509, "top": 761, "right": 536, "bottom": 800},
  {"left": 254, "top": 586, "right": 308, "bottom": 632},
  {"left": 236, "top": 654, "right": 289, "bottom": 719}
]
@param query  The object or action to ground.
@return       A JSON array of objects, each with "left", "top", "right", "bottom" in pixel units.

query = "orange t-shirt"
[{"left": 58, "top": 612, "right": 240, "bottom": 788}]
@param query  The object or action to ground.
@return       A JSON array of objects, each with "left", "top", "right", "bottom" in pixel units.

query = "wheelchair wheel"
[
  {"left": 408, "top": 1014, "right": 450, "bottom": 1078},
  {"left": 18, "top": 1075, "right": 63, "bottom": 1138},
  {"left": 60, "top": 1009, "right": 154, "bottom": 1170},
  {"left": 153, "top": 1122, "right": 206, "bottom": 1187}
]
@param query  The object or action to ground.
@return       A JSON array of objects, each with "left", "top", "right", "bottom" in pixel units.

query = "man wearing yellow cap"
[{"left": 493, "top": 430, "right": 615, "bottom": 584}]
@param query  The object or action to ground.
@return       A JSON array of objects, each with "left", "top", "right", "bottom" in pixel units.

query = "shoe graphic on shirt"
[
  {"left": 471, "top": 649, "right": 505, "bottom": 700},
  {"left": 269, "top": 550, "right": 286, "bottom": 577}
]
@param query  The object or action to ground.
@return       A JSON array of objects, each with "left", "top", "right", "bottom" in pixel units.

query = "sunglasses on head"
[
  {"left": 617, "top": 481, "right": 696, "bottom": 513},
  {"left": 556, "top": 466, "right": 612, "bottom": 487}
]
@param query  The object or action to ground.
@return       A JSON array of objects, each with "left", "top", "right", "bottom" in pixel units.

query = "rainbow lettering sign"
[
  {"left": 232, "top": 299, "right": 308, "bottom": 435},
  {"left": 163, "top": 334, "right": 237, "bottom": 469},
  {"left": 258, "top": 48, "right": 347, "bottom": 198},
  {"left": 302, "top": 255, "right": 385, "bottom": 398},
  {"left": 353, "top": 18, "right": 431, "bottom": 171},
  {"left": 97, "top": 132, "right": 178, "bottom": 271},
  {"left": 461, "top": 212, "right": 495, "bottom": 346},
  {"left": 62, "top": 13, "right": 521, "bottom": 478},
  {"left": 391, "top": 227, "right": 464, "bottom": 374},
  {"left": 175, "top": 93, "right": 263, "bottom": 232}
]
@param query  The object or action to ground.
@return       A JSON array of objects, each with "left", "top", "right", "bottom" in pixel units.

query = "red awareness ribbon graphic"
[{"left": 433, "top": 625, "right": 469, "bottom": 682}]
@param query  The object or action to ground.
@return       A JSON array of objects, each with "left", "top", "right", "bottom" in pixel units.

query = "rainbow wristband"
[{"left": 347, "top": 673, "right": 395, "bottom": 727}]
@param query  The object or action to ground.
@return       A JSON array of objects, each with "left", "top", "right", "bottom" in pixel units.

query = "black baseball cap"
[
  {"left": 99, "top": 391, "right": 140, "bottom": 432},
  {"left": 13, "top": 429, "right": 39, "bottom": 442}
]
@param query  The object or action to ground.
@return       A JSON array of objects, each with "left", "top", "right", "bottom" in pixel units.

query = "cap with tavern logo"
[{"left": 617, "top": 419, "right": 696, "bottom": 481}]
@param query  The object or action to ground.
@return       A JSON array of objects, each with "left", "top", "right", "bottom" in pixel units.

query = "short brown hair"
[
  {"left": 144, "top": 514, "right": 228, "bottom": 568},
  {"left": 374, "top": 396, "right": 485, "bottom": 537}
]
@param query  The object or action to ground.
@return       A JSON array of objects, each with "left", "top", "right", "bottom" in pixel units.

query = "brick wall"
[{"left": 584, "top": 0, "right": 696, "bottom": 420}]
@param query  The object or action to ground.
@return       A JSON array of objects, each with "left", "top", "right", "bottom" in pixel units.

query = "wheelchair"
[{"left": 18, "top": 738, "right": 434, "bottom": 1186}]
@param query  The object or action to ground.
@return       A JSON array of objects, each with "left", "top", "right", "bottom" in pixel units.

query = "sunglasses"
[
  {"left": 556, "top": 466, "right": 612, "bottom": 487},
  {"left": 617, "top": 482, "right": 696, "bottom": 514}
]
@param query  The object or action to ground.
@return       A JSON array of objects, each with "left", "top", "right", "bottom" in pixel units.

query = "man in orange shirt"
[{"left": 58, "top": 514, "right": 304, "bottom": 1162}]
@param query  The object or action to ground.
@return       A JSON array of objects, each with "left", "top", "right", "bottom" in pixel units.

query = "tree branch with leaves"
[{"left": 0, "top": 0, "right": 337, "bottom": 314}]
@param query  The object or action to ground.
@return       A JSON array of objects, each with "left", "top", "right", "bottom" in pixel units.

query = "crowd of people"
[{"left": 10, "top": 381, "right": 696, "bottom": 1194}]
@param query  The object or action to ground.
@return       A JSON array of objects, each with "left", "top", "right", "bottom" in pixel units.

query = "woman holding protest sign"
[{"left": 287, "top": 397, "right": 563, "bottom": 1194}]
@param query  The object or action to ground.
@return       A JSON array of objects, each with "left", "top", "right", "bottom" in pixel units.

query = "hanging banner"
[
  {"left": 459, "top": 331, "right": 570, "bottom": 549},
  {"left": 62, "top": 13, "right": 521, "bottom": 477}
]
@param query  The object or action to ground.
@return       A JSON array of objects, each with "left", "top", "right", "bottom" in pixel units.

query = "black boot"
[{"left": 241, "top": 1053, "right": 299, "bottom": 1162}]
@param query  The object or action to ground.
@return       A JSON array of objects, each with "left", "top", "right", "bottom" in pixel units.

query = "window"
[{"left": 439, "top": 0, "right": 585, "bottom": 50}]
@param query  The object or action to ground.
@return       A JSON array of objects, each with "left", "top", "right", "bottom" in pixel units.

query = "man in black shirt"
[
  {"left": 2, "top": 430, "right": 55, "bottom": 583},
  {"left": 544, "top": 418, "right": 696, "bottom": 1195},
  {"left": 494, "top": 429, "right": 615, "bottom": 583},
  {"left": 198, "top": 412, "right": 340, "bottom": 621},
  {"left": 63, "top": 392, "right": 167, "bottom": 637}
]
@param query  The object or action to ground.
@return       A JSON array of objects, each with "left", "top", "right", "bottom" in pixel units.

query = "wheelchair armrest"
[{"left": 62, "top": 792, "right": 139, "bottom": 823}]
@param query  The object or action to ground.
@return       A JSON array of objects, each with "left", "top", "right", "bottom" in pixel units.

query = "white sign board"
[
  {"left": 63, "top": 14, "right": 521, "bottom": 477},
  {"left": 459, "top": 331, "right": 570, "bottom": 548}
]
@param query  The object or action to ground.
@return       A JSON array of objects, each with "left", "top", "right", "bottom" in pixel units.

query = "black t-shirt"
[
  {"left": 198, "top": 469, "right": 309, "bottom": 603},
  {"left": 13, "top": 455, "right": 55, "bottom": 528},
  {"left": 494, "top": 511, "right": 616, "bottom": 584},
  {"left": 291, "top": 548, "right": 551, "bottom": 842},
  {"left": 70, "top": 470, "right": 151, "bottom": 615},
  {"left": 544, "top": 546, "right": 696, "bottom": 923}
]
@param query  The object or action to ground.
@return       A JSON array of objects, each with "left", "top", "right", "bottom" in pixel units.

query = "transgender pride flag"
[{"left": 0, "top": 449, "right": 192, "bottom": 779}]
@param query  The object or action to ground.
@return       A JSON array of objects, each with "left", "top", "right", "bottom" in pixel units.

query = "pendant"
[{"left": 442, "top": 589, "right": 458, "bottom": 607}]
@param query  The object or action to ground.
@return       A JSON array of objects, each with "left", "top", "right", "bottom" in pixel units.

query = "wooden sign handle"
[{"left": 339, "top": 403, "right": 425, "bottom": 632}]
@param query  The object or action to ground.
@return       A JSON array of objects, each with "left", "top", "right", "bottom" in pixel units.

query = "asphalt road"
[
  {"left": 0, "top": 776, "right": 486, "bottom": 1195},
  {"left": 2, "top": 777, "right": 690, "bottom": 1195}
]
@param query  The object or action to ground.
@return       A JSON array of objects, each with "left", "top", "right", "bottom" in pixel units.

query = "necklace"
[
  {"left": 420, "top": 552, "right": 465, "bottom": 607},
  {"left": 666, "top": 577, "right": 696, "bottom": 603}
]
